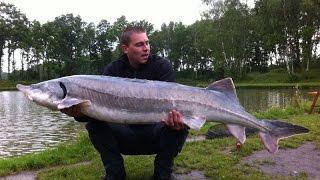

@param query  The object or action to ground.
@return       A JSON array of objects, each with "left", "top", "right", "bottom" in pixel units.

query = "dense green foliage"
[{"left": 0, "top": 0, "right": 319, "bottom": 81}]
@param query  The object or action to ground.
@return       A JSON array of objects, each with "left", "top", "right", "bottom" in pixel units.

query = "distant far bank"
[
  {"left": 177, "top": 68, "right": 320, "bottom": 88},
  {"left": 1, "top": 68, "right": 319, "bottom": 91}
]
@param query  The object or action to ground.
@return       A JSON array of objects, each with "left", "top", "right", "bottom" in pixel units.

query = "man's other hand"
[
  {"left": 60, "top": 106, "right": 84, "bottom": 118},
  {"left": 162, "top": 110, "right": 185, "bottom": 130}
]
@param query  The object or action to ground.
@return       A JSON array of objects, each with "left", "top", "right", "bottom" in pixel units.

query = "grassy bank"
[
  {"left": 177, "top": 68, "right": 320, "bottom": 88},
  {"left": 0, "top": 80, "right": 36, "bottom": 91},
  {"left": 0, "top": 104, "right": 318, "bottom": 179},
  {"left": 0, "top": 133, "right": 96, "bottom": 177},
  {"left": 0, "top": 80, "right": 19, "bottom": 91},
  {"left": 239, "top": 68, "right": 320, "bottom": 84},
  {"left": 236, "top": 68, "right": 320, "bottom": 89},
  {"left": 181, "top": 80, "right": 320, "bottom": 89}
]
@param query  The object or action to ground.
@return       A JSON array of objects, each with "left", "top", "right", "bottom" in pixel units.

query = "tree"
[
  {"left": 254, "top": 0, "right": 320, "bottom": 75},
  {"left": 300, "top": 0, "right": 320, "bottom": 72},
  {"left": 49, "top": 14, "right": 91, "bottom": 76},
  {"left": 0, "top": 2, "right": 29, "bottom": 79},
  {"left": 107, "top": 15, "right": 129, "bottom": 58},
  {"left": 92, "top": 19, "right": 113, "bottom": 74},
  {"left": 201, "top": 0, "right": 251, "bottom": 79}
]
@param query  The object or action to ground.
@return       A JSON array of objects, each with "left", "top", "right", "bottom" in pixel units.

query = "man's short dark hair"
[{"left": 120, "top": 26, "right": 146, "bottom": 46}]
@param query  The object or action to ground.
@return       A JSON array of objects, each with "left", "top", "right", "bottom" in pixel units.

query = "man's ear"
[{"left": 121, "top": 44, "right": 129, "bottom": 54}]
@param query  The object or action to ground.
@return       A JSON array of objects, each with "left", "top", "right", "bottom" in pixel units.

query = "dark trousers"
[{"left": 86, "top": 121, "right": 189, "bottom": 179}]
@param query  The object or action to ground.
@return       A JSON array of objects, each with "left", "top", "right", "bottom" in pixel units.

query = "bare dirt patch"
[
  {"left": 0, "top": 171, "right": 36, "bottom": 180},
  {"left": 240, "top": 142, "right": 320, "bottom": 179},
  {"left": 175, "top": 170, "right": 207, "bottom": 180}
]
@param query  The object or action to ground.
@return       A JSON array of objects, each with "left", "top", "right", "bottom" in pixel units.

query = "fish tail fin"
[{"left": 259, "top": 120, "right": 309, "bottom": 153}]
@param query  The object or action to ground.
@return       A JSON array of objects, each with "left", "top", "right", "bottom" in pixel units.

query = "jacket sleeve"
[
  {"left": 103, "top": 63, "right": 112, "bottom": 76},
  {"left": 157, "top": 58, "right": 176, "bottom": 82}
]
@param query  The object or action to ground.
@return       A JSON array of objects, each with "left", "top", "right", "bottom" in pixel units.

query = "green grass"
[
  {"left": 0, "top": 133, "right": 96, "bottom": 176},
  {"left": 235, "top": 82, "right": 320, "bottom": 89},
  {"left": 177, "top": 79, "right": 320, "bottom": 89},
  {"left": 177, "top": 68, "right": 320, "bottom": 88},
  {"left": 35, "top": 111, "right": 319, "bottom": 180},
  {"left": 239, "top": 68, "right": 320, "bottom": 83},
  {"left": 0, "top": 104, "right": 318, "bottom": 179},
  {"left": 0, "top": 80, "right": 19, "bottom": 91},
  {"left": 0, "top": 80, "right": 37, "bottom": 91}
]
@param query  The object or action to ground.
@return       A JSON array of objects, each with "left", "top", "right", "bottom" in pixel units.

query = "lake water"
[
  {"left": 237, "top": 88, "right": 312, "bottom": 113},
  {"left": 0, "top": 91, "right": 83, "bottom": 158},
  {"left": 0, "top": 89, "right": 314, "bottom": 158}
]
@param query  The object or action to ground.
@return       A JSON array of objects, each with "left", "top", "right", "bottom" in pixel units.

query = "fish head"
[{"left": 16, "top": 80, "right": 66, "bottom": 110}]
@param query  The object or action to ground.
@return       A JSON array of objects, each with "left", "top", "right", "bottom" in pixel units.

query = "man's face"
[{"left": 122, "top": 32, "right": 150, "bottom": 68}]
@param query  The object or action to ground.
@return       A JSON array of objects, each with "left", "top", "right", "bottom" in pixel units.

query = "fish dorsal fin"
[{"left": 206, "top": 78, "right": 237, "bottom": 99}]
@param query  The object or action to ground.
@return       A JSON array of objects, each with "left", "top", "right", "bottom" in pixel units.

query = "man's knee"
[
  {"left": 86, "top": 120, "right": 108, "bottom": 132},
  {"left": 85, "top": 121, "right": 115, "bottom": 150},
  {"left": 160, "top": 126, "right": 189, "bottom": 156}
]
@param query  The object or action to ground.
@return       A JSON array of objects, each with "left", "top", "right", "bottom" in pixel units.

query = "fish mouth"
[
  {"left": 16, "top": 84, "right": 30, "bottom": 92},
  {"left": 16, "top": 84, "right": 33, "bottom": 101}
]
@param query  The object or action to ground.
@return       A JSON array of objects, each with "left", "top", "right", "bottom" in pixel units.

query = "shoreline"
[{"left": 1, "top": 82, "right": 320, "bottom": 92}]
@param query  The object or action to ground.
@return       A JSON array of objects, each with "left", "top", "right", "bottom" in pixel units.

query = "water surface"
[
  {"left": 237, "top": 88, "right": 312, "bottom": 112},
  {"left": 0, "top": 91, "right": 83, "bottom": 158}
]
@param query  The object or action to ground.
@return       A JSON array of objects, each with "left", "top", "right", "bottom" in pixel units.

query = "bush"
[{"left": 287, "top": 74, "right": 300, "bottom": 83}]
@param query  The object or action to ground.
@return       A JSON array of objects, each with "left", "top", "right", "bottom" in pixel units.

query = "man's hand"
[
  {"left": 162, "top": 110, "right": 185, "bottom": 130},
  {"left": 60, "top": 106, "right": 84, "bottom": 118}
]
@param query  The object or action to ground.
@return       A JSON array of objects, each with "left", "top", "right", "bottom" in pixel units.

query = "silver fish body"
[{"left": 17, "top": 75, "right": 309, "bottom": 153}]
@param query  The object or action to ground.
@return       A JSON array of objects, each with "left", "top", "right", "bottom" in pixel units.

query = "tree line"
[{"left": 0, "top": 0, "right": 319, "bottom": 81}]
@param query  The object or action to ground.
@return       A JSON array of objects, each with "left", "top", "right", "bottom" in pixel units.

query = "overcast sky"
[
  {"left": 2, "top": 0, "right": 254, "bottom": 73},
  {"left": 5, "top": 0, "right": 207, "bottom": 29},
  {"left": 1, "top": 0, "right": 206, "bottom": 73}
]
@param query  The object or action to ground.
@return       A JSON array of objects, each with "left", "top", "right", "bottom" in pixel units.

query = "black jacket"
[{"left": 103, "top": 54, "right": 176, "bottom": 82}]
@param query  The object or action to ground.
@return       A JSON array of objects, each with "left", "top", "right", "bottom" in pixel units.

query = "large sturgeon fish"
[{"left": 16, "top": 75, "right": 308, "bottom": 153}]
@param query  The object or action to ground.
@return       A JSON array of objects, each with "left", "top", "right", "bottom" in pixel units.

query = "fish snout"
[
  {"left": 16, "top": 84, "right": 33, "bottom": 101},
  {"left": 16, "top": 84, "right": 29, "bottom": 92}
]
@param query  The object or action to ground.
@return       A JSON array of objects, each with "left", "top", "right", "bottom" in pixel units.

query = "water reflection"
[
  {"left": 0, "top": 91, "right": 83, "bottom": 158},
  {"left": 237, "top": 88, "right": 312, "bottom": 112}
]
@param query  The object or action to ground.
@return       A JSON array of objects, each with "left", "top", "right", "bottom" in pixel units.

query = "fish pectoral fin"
[
  {"left": 226, "top": 124, "right": 246, "bottom": 144},
  {"left": 184, "top": 116, "right": 206, "bottom": 130},
  {"left": 57, "top": 97, "right": 91, "bottom": 110}
]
